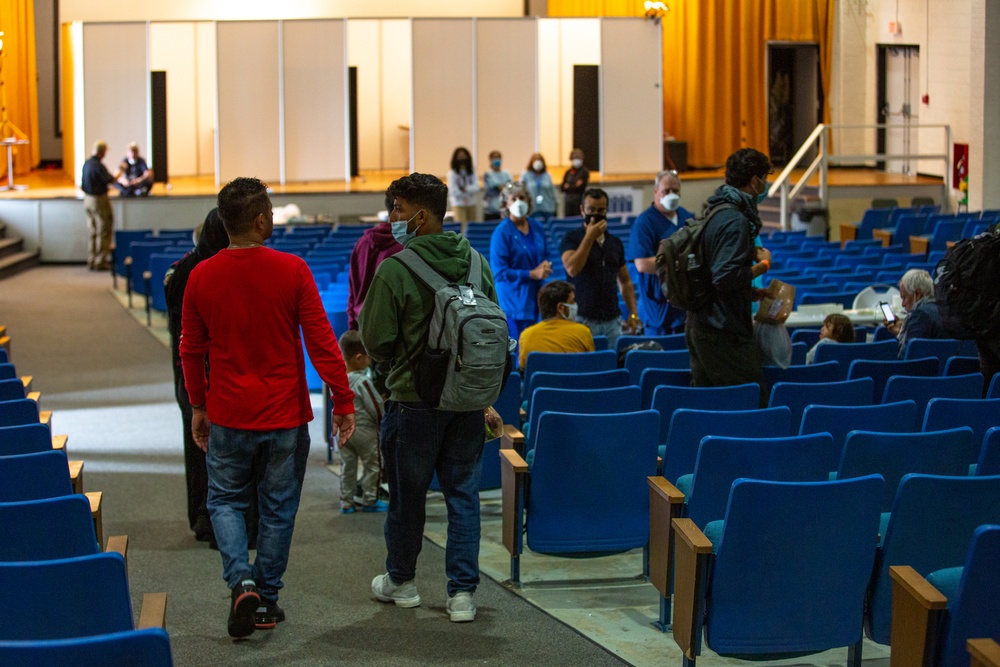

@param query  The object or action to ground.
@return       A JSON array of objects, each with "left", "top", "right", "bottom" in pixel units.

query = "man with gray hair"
[
  {"left": 884, "top": 268, "right": 945, "bottom": 358},
  {"left": 627, "top": 169, "right": 695, "bottom": 334}
]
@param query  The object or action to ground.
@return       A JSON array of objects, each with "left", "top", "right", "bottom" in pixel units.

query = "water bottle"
[{"left": 687, "top": 252, "right": 707, "bottom": 304}]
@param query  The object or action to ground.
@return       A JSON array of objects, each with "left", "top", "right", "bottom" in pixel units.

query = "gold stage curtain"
[
  {"left": 548, "top": 0, "right": 834, "bottom": 169},
  {"left": 0, "top": 0, "right": 40, "bottom": 177}
]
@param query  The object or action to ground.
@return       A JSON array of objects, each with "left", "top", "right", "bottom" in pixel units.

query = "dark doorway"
[
  {"left": 876, "top": 45, "right": 920, "bottom": 174},
  {"left": 766, "top": 43, "right": 821, "bottom": 167},
  {"left": 572, "top": 65, "right": 600, "bottom": 171}
]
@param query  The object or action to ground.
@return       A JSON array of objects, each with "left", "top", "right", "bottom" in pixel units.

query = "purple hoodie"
[{"left": 347, "top": 223, "right": 403, "bottom": 330}]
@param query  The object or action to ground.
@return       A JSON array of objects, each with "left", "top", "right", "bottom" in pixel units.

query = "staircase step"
[
  {"left": 0, "top": 236, "right": 23, "bottom": 259},
  {"left": 0, "top": 249, "right": 40, "bottom": 280}
]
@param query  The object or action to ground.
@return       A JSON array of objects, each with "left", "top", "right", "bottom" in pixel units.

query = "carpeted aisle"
[{"left": 1, "top": 266, "right": 629, "bottom": 666}]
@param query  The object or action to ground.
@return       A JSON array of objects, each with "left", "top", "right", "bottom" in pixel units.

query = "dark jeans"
[
  {"left": 686, "top": 325, "right": 767, "bottom": 406},
  {"left": 380, "top": 400, "right": 484, "bottom": 597},
  {"left": 207, "top": 423, "right": 309, "bottom": 604}
]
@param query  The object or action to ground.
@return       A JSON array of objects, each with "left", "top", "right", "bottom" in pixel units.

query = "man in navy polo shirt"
[
  {"left": 627, "top": 170, "right": 695, "bottom": 334},
  {"left": 560, "top": 187, "right": 640, "bottom": 351}
]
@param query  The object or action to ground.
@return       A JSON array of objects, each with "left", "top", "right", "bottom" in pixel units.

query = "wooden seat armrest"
[
  {"left": 873, "top": 228, "right": 893, "bottom": 247},
  {"left": 69, "top": 460, "right": 84, "bottom": 494},
  {"left": 105, "top": 534, "right": 129, "bottom": 568},
  {"left": 124, "top": 256, "right": 133, "bottom": 267},
  {"left": 142, "top": 269, "right": 152, "bottom": 280},
  {"left": 137, "top": 592, "right": 168, "bottom": 629},
  {"left": 52, "top": 434, "right": 68, "bottom": 452},
  {"left": 910, "top": 235, "right": 931, "bottom": 255},
  {"left": 0, "top": 333, "right": 9, "bottom": 357},
  {"left": 500, "top": 449, "right": 529, "bottom": 559},
  {"left": 519, "top": 407, "right": 527, "bottom": 421},
  {"left": 20, "top": 376, "right": 32, "bottom": 392},
  {"left": 648, "top": 476, "right": 686, "bottom": 597},
  {"left": 501, "top": 423, "right": 525, "bottom": 453},
  {"left": 969, "top": 639, "right": 1000, "bottom": 667},
  {"left": 889, "top": 565, "right": 948, "bottom": 667},
  {"left": 672, "top": 518, "right": 713, "bottom": 662},
  {"left": 40, "top": 411, "right": 52, "bottom": 429},
  {"left": 26, "top": 391, "right": 41, "bottom": 405},
  {"left": 86, "top": 491, "right": 104, "bottom": 549},
  {"left": 839, "top": 223, "right": 858, "bottom": 247}
]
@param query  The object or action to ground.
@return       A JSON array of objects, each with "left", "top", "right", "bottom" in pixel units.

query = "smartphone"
[{"left": 879, "top": 301, "right": 897, "bottom": 323}]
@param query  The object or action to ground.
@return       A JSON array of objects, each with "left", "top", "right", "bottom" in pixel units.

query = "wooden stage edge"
[{"left": 0, "top": 166, "right": 943, "bottom": 201}]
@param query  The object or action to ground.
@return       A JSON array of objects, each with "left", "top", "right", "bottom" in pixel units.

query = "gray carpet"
[{"left": 2, "top": 265, "right": 629, "bottom": 666}]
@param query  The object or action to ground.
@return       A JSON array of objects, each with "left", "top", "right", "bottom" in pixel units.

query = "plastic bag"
[
  {"left": 484, "top": 406, "right": 504, "bottom": 442},
  {"left": 755, "top": 321, "right": 793, "bottom": 368}
]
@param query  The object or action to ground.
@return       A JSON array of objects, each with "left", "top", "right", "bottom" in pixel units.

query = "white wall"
[
  {"left": 82, "top": 23, "right": 149, "bottom": 185},
  {"left": 150, "top": 23, "right": 199, "bottom": 177},
  {"left": 475, "top": 19, "right": 536, "bottom": 177},
  {"left": 60, "top": 0, "right": 523, "bottom": 22},
  {"left": 411, "top": 19, "right": 474, "bottom": 175},
  {"left": 216, "top": 21, "right": 280, "bottom": 183},
  {"left": 600, "top": 18, "right": 661, "bottom": 175},
  {"left": 195, "top": 23, "right": 217, "bottom": 176},
  {"left": 282, "top": 20, "right": 348, "bottom": 182}
]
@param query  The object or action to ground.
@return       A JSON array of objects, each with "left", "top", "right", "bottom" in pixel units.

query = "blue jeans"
[
  {"left": 207, "top": 423, "right": 310, "bottom": 604},
  {"left": 577, "top": 316, "right": 622, "bottom": 352},
  {"left": 380, "top": 401, "right": 484, "bottom": 597}
]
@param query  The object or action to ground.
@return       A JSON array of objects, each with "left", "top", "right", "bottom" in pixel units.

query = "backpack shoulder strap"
[
  {"left": 465, "top": 251, "right": 483, "bottom": 290},
  {"left": 393, "top": 248, "right": 449, "bottom": 292},
  {"left": 693, "top": 202, "right": 738, "bottom": 226}
]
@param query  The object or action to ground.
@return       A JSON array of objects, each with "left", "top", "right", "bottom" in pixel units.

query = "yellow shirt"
[{"left": 518, "top": 318, "right": 596, "bottom": 369}]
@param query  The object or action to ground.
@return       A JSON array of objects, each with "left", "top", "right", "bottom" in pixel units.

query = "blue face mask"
[
  {"left": 391, "top": 211, "right": 422, "bottom": 245},
  {"left": 491, "top": 159, "right": 502, "bottom": 170},
  {"left": 755, "top": 177, "right": 769, "bottom": 204}
]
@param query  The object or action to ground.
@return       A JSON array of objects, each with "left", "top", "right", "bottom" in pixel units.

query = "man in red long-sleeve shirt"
[{"left": 180, "top": 177, "right": 356, "bottom": 639}]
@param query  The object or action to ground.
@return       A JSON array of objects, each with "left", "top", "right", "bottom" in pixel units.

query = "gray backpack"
[{"left": 394, "top": 248, "right": 510, "bottom": 412}]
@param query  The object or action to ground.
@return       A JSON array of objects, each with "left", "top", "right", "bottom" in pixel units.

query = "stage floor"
[{"left": 0, "top": 165, "right": 942, "bottom": 201}]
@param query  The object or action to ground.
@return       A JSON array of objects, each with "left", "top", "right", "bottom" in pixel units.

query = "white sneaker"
[
  {"left": 446, "top": 591, "right": 477, "bottom": 622},
  {"left": 371, "top": 573, "right": 421, "bottom": 608}
]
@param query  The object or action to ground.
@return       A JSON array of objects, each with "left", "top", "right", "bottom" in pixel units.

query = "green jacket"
[{"left": 358, "top": 231, "right": 498, "bottom": 402}]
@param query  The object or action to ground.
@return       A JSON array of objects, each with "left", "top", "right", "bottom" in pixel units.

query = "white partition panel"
[
  {"left": 83, "top": 23, "right": 149, "bottom": 182},
  {"left": 283, "top": 20, "right": 347, "bottom": 182},
  {"left": 537, "top": 19, "right": 560, "bottom": 165},
  {"left": 347, "top": 19, "right": 381, "bottom": 171},
  {"left": 380, "top": 20, "right": 412, "bottom": 171},
  {"left": 195, "top": 23, "right": 217, "bottom": 176},
  {"left": 150, "top": 22, "right": 198, "bottom": 177},
  {"left": 216, "top": 21, "right": 280, "bottom": 184},
  {"left": 411, "top": 19, "right": 474, "bottom": 175},
  {"left": 476, "top": 19, "right": 536, "bottom": 179},
  {"left": 601, "top": 19, "right": 662, "bottom": 175}
]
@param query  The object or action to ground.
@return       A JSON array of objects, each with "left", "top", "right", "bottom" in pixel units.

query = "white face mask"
[
  {"left": 532, "top": 160, "right": 544, "bottom": 172},
  {"left": 561, "top": 302, "right": 579, "bottom": 320},
  {"left": 660, "top": 193, "right": 681, "bottom": 212},
  {"left": 571, "top": 158, "right": 583, "bottom": 169},
  {"left": 508, "top": 199, "right": 529, "bottom": 219}
]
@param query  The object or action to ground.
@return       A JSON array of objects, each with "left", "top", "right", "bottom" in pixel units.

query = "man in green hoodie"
[
  {"left": 685, "top": 148, "right": 774, "bottom": 402},
  {"left": 359, "top": 172, "right": 497, "bottom": 623}
]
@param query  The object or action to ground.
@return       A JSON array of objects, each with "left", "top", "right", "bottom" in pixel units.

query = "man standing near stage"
[{"left": 81, "top": 140, "right": 115, "bottom": 270}]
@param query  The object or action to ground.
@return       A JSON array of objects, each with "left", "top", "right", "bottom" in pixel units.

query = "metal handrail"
[{"left": 767, "top": 123, "right": 953, "bottom": 230}]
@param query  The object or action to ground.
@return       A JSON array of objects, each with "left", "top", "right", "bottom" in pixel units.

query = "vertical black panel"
[
  {"left": 150, "top": 71, "right": 168, "bottom": 183},
  {"left": 349, "top": 66, "right": 359, "bottom": 178},
  {"left": 876, "top": 46, "right": 887, "bottom": 171},
  {"left": 572, "top": 65, "right": 600, "bottom": 171}
]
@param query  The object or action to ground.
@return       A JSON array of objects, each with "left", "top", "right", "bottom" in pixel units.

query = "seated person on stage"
[
  {"left": 805, "top": 313, "right": 856, "bottom": 364},
  {"left": 517, "top": 279, "right": 595, "bottom": 370},
  {"left": 883, "top": 268, "right": 945, "bottom": 359},
  {"left": 114, "top": 142, "right": 154, "bottom": 197}
]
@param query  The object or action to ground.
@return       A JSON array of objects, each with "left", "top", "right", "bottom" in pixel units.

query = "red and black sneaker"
[
  {"left": 254, "top": 601, "right": 286, "bottom": 630},
  {"left": 228, "top": 579, "right": 260, "bottom": 638}
]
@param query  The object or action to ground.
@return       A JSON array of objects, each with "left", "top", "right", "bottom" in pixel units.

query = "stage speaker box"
[
  {"left": 349, "top": 66, "right": 359, "bottom": 178},
  {"left": 572, "top": 65, "right": 600, "bottom": 171},
  {"left": 151, "top": 71, "right": 168, "bottom": 183}
]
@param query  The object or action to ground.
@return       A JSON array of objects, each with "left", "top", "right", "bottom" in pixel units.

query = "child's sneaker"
[
  {"left": 340, "top": 502, "right": 356, "bottom": 514},
  {"left": 361, "top": 499, "right": 389, "bottom": 513},
  {"left": 446, "top": 591, "right": 477, "bottom": 622},
  {"left": 371, "top": 573, "right": 421, "bottom": 607}
]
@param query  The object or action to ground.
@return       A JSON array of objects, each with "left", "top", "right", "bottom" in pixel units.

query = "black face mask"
[{"left": 584, "top": 214, "right": 605, "bottom": 225}]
